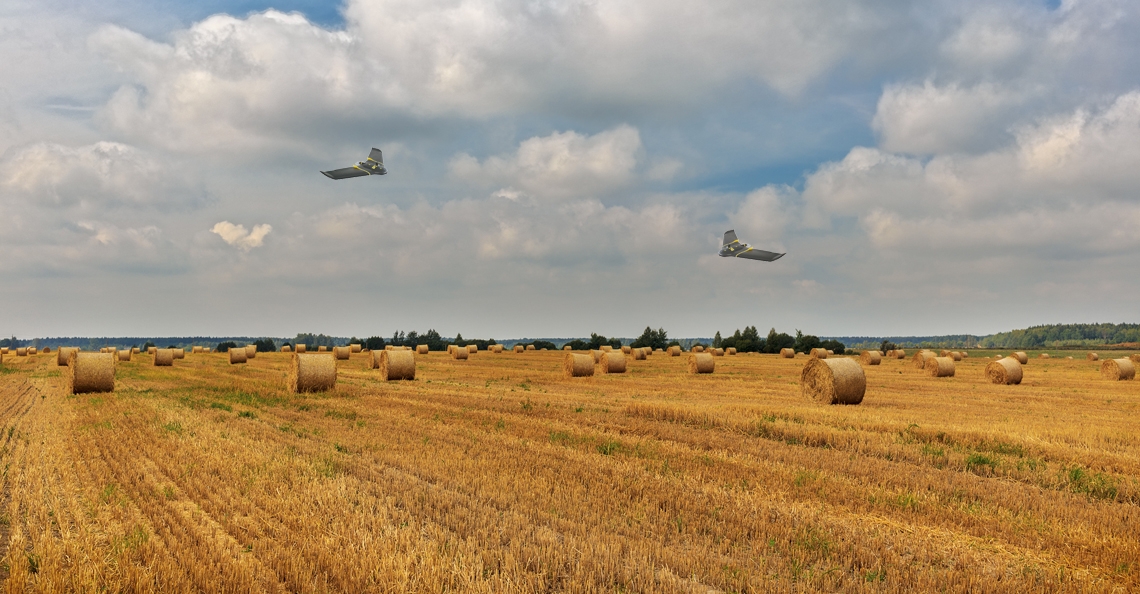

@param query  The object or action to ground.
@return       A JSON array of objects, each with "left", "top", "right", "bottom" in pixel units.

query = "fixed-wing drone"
[
  {"left": 321, "top": 148, "right": 386, "bottom": 180},
  {"left": 719, "top": 230, "right": 785, "bottom": 262}
]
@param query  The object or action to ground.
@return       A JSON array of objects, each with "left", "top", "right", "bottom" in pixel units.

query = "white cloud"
[
  {"left": 449, "top": 125, "right": 642, "bottom": 200},
  {"left": 872, "top": 81, "right": 1027, "bottom": 154},
  {"left": 211, "top": 221, "right": 272, "bottom": 250}
]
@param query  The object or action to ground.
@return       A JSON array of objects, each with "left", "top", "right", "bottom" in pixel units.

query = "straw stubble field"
[{"left": 0, "top": 349, "right": 1137, "bottom": 592}]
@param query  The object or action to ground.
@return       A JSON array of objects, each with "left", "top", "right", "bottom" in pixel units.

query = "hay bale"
[
  {"left": 374, "top": 349, "right": 415, "bottom": 380},
  {"left": 926, "top": 356, "right": 955, "bottom": 377},
  {"left": 416, "top": 345, "right": 429, "bottom": 354},
  {"left": 563, "top": 345, "right": 572, "bottom": 351},
  {"left": 940, "top": 350, "right": 950, "bottom": 357},
  {"left": 1087, "top": 352, "right": 1099, "bottom": 361},
  {"left": 780, "top": 348, "right": 795, "bottom": 358},
  {"left": 281, "top": 345, "right": 292, "bottom": 352},
  {"left": 288, "top": 353, "right": 337, "bottom": 392},
  {"left": 591, "top": 350, "right": 602, "bottom": 363},
  {"left": 713, "top": 348, "right": 725, "bottom": 356},
  {"left": 68, "top": 352, "right": 115, "bottom": 394},
  {"left": 57, "top": 347, "right": 78, "bottom": 366},
  {"left": 295, "top": 344, "right": 306, "bottom": 353},
  {"left": 689, "top": 345, "right": 702, "bottom": 353},
  {"left": 564, "top": 353, "right": 594, "bottom": 377},
  {"left": 726, "top": 347, "right": 737, "bottom": 355},
  {"left": 632, "top": 348, "right": 647, "bottom": 361},
  {"left": 467, "top": 345, "right": 477, "bottom": 354},
  {"left": 985, "top": 357, "right": 1023, "bottom": 385},
  {"left": 452, "top": 347, "right": 468, "bottom": 360},
  {"left": 689, "top": 353, "right": 714, "bottom": 374},
  {"left": 514, "top": 345, "right": 524, "bottom": 353},
  {"left": 950, "top": 352, "right": 962, "bottom": 361},
  {"left": 1039, "top": 353, "right": 1050, "bottom": 359},
  {"left": 229, "top": 347, "right": 247, "bottom": 364},
  {"left": 621, "top": 345, "right": 631, "bottom": 354},
  {"left": 332, "top": 346, "right": 351, "bottom": 360},
  {"left": 191, "top": 346, "right": 203, "bottom": 354},
  {"left": 147, "top": 347, "right": 156, "bottom": 355},
  {"left": 153, "top": 349, "right": 174, "bottom": 366},
  {"left": 810, "top": 348, "right": 828, "bottom": 359},
  {"left": 860, "top": 350, "right": 881, "bottom": 365},
  {"left": 385, "top": 346, "right": 394, "bottom": 351},
  {"left": 894, "top": 350, "right": 906, "bottom": 359},
  {"left": 599, "top": 351, "right": 626, "bottom": 374},
  {"left": 350, "top": 344, "right": 362, "bottom": 353},
  {"left": 16, "top": 348, "right": 27, "bottom": 356},
  {"left": 961, "top": 351, "right": 968, "bottom": 359},
  {"left": 1101, "top": 358, "right": 1136, "bottom": 381},
  {"left": 42, "top": 347, "right": 50, "bottom": 354},
  {"left": 801, "top": 358, "right": 865, "bottom": 405},
  {"left": 644, "top": 348, "right": 653, "bottom": 356},
  {"left": 117, "top": 349, "right": 131, "bottom": 362},
  {"left": 318, "top": 346, "right": 327, "bottom": 352},
  {"left": 1131, "top": 354, "right": 1140, "bottom": 364},
  {"left": 27, "top": 348, "right": 37, "bottom": 355},
  {"left": 0, "top": 348, "right": 6, "bottom": 355},
  {"left": 173, "top": 348, "right": 185, "bottom": 360},
  {"left": 912, "top": 350, "right": 936, "bottom": 368},
  {"left": 241, "top": 345, "right": 254, "bottom": 359},
  {"left": 526, "top": 345, "right": 536, "bottom": 351},
  {"left": 600, "top": 345, "right": 613, "bottom": 352},
  {"left": 1012, "top": 352, "right": 1028, "bottom": 364}
]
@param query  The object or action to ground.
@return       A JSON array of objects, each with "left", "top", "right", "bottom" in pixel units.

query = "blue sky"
[{"left": 2, "top": 0, "right": 1139, "bottom": 339}]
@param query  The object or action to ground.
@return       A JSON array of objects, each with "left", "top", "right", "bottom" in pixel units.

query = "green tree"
[{"left": 712, "top": 331, "right": 722, "bottom": 348}]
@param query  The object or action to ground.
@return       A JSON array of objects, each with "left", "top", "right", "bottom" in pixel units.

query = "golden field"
[{"left": 0, "top": 348, "right": 1137, "bottom": 592}]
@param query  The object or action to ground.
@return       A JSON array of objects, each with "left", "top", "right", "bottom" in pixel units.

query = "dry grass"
[{"left": 0, "top": 350, "right": 1137, "bottom": 592}]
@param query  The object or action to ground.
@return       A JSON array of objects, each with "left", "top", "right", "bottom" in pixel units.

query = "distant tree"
[
  {"left": 216, "top": 341, "right": 238, "bottom": 352},
  {"left": 364, "top": 336, "right": 386, "bottom": 351},
  {"left": 564, "top": 339, "right": 590, "bottom": 350},
  {"left": 529, "top": 340, "right": 557, "bottom": 350},
  {"left": 455, "top": 333, "right": 465, "bottom": 346},
  {"left": 630, "top": 327, "right": 669, "bottom": 350},
  {"left": 295, "top": 333, "right": 335, "bottom": 348},
  {"left": 253, "top": 338, "right": 276, "bottom": 352},
  {"left": 764, "top": 328, "right": 795, "bottom": 353},
  {"left": 821, "top": 339, "right": 846, "bottom": 355},
  {"left": 880, "top": 340, "right": 898, "bottom": 353},
  {"left": 166, "top": 345, "right": 178, "bottom": 349},
  {"left": 712, "top": 331, "right": 722, "bottom": 348},
  {"left": 740, "top": 326, "right": 763, "bottom": 353},
  {"left": 666, "top": 340, "right": 681, "bottom": 348},
  {"left": 143, "top": 341, "right": 155, "bottom": 349},
  {"left": 793, "top": 330, "right": 822, "bottom": 354}
]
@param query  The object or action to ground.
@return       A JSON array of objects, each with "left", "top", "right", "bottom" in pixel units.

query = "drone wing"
[
  {"left": 736, "top": 248, "right": 785, "bottom": 262},
  {"left": 321, "top": 166, "right": 370, "bottom": 180}
]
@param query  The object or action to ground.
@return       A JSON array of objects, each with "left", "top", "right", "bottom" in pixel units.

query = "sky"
[{"left": 2, "top": 0, "right": 1139, "bottom": 340}]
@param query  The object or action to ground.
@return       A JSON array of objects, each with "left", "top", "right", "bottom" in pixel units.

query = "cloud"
[
  {"left": 449, "top": 125, "right": 643, "bottom": 200},
  {"left": 872, "top": 81, "right": 1027, "bottom": 154},
  {"left": 211, "top": 221, "right": 272, "bottom": 250}
]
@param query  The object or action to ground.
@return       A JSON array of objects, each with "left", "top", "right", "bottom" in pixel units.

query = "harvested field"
[{"left": 0, "top": 350, "right": 1136, "bottom": 592}]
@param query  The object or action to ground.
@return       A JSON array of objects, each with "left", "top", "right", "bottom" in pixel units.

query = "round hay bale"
[
  {"left": 1087, "top": 352, "right": 1099, "bottom": 361},
  {"left": 632, "top": 348, "right": 647, "bottom": 361},
  {"left": 926, "top": 356, "right": 956, "bottom": 377},
  {"left": 281, "top": 345, "right": 292, "bottom": 352},
  {"left": 333, "top": 346, "right": 351, "bottom": 360},
  {"left": 117, "top": 349, "right": 131, "bottom": 362},
  {"left": 242, "top": 345, "right": 255, "bottom": 359},
  {"left": 172, "top": 348, "right": 186, "bottom": 360},
  {"left": 191, "top": 346, "right": 203, "bottom": 354},
  {"left": 350, "top": 344, "right": 362, "bottom": 353},
  {"left": 1066, "top": 356, "right": 1073, "bottom": 360},
  {"left": 726, "top": 347, "right": 737, "bottom": 355},
  {"left": 0, "top": 347, "right": 6, "bottom": 355},
  {"left": 940, "top": 350, "right": 950, "bottom": 357},
  {"left": 57, "top": 347, "right": 78, "bottom": 366},
  {"left": 229, "top": 347, "right": 247, "bottom": 364},
  {"left": 27, "top": 348, "right": 37, "bottom": 355},
  {"left": 810, "top": 348, "right": 828, "bottom": 359},
  {"left": 42, "top": 347, "right": 50, "bottom": 354},
  {"left": 563, "top": 345, "right": 572, "bottom": 351},
  {"left": 713, "top": 348, "right": 725, "bottom": 356},
  {"left": 1012, "top": 352, "right": 1028, "bottom": 364},
  {"left": 621, "top": 345, "right": 631, "bottom": 354},
  {"left": 385, "top": 345, "right": 394, "bottom": 351},
  {"left": 68, "top": 352, "right": 115, "bottom": 394},
  {"left": 591, "top": 350, "right": 602, "bottom": 363},
  {"left": 147, "top": 346, "right": 157, "bottom": 355},
  {"left": 447, "top": 345, "right": 456, "bottom": 355},
  {"left": 912, "top": 350, "right": 935, "bottom": 368},
  {"left": 654, "top": 348, "right": 664, "bottom": 353},
  {"left": 826, "top": 350, "right": 834, "bottom": 355},
  {"left": 599, "top": 351, "right": 626, "bottom": 374},
  {"left": 153, "top": 349, "right": 174, "bottom": 366},
  {"left": 643, "top": 348, "right": 653, "bottom": 357},
  {"left": 689, "top": 353, "right": 714, "bottom": 374},
  {"left": 600, "top": 345, "right": 613, "bottom": 352},
  {"left": 1039, "top": 353, "right": 1050, "bottom": 359},
  {"left": 1131, "top": 354, "right": 1140, "bottom": 364},
  {"left": 467, "top": 345, "right": 477, "bottom": 354},
  {"left": 16, "top": 348, "right": 27, "bottom": 356},
  {"left": 289, "top": 353, "right": 337, "bottom": 393},
  {"left": 526, "top": 345, "right": 536, "bottom": 351},
  {"left": 492, "top": 345, "right": 503, "bottom": 353},
  {"left": 317, "top": 346, "right": 327, "bottom": 352},
  {"left": 452, "top": 347, "right": 468, "bottom": 360},
  {"left": 564, "top": 353, "right": 594, "bottom": 377},
  {"left": 961, "top": 351, "right": 969, "bottom": 359},
  {"left": 374, "top": 349, "right": 415, "bottom": 380},
  {"left": 894, "top": 350, "right": 906, "bottom": 359},
  {"left": 691, "top": 345, "right": 704, "bottom": 353},
  {"left": 950, "top": 352, "right": 962, "bottom": 362},
  {"left": 413, "top": 344, "right": 427, "bottom": 354},
  {"left": 513, "top": 345, "right": 524, "bottom": 353},
  {"left": 860, "top": 350, "right": 881, "bottom": 365},
  {"left": 295, "top": 344, "right": 307, "bottom": 353},
  {"left": 668, "top": 346, "right": 681, "bottom": 357},
  {"left": 985, "top": 357, "right": 1023, "bottom": 385},
  {"left": 801, "top": 358, "right": 865, "bottom": 405},
  {"left": 780, "top": 348, "right": 795, "bottom": 358},
  {"left": 1101, "top": 358, "right": 1136, "bottom": 381}
]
